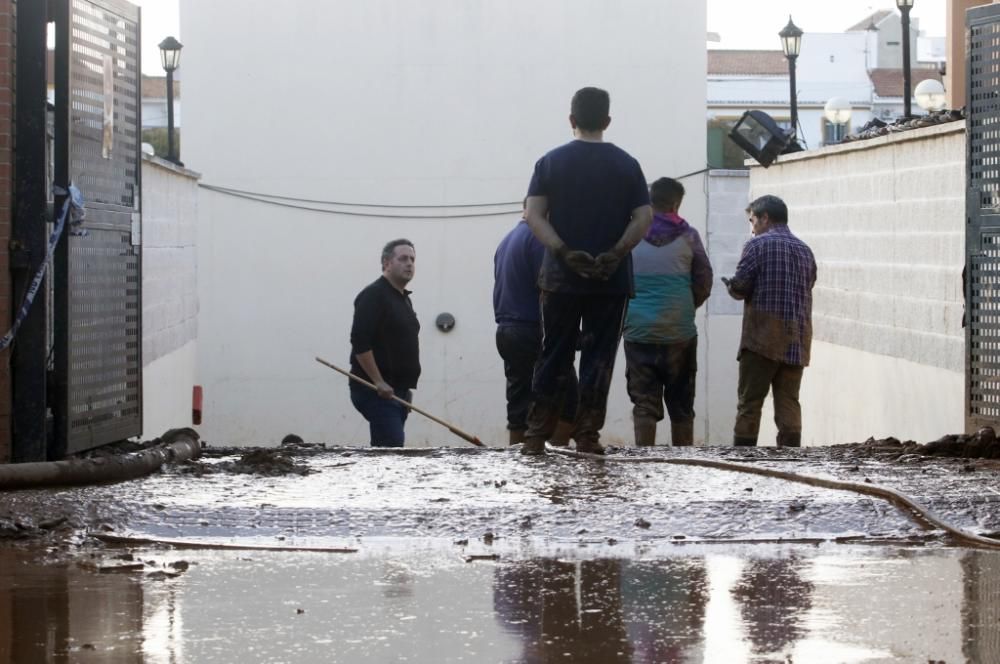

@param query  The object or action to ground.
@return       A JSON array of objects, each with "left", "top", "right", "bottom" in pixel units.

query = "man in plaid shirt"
[{"left": 724, "top": 195, "right": 816, "bottom": 447}]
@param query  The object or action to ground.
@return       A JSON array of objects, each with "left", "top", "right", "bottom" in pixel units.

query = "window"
[{"left": 822, "top": 118, "right": 848, "bottom": 145}]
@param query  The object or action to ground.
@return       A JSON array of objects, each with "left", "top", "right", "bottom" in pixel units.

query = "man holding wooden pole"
[{"left": 348, "top": 239, "right": 420, "bottom": 447}]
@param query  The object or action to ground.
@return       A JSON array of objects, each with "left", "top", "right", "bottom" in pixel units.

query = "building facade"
[{"left": 181, "top": 0, "right": 710, "bottom": 446}]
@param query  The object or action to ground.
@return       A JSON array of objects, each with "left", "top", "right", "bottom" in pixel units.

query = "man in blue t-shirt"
[{"left": 522, "top": 87, "right": 652, "bottom": 455}]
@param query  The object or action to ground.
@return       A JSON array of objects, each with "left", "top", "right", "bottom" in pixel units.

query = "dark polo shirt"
[{"left": 350, "top": 276, "right": 421, "bottom": 389}]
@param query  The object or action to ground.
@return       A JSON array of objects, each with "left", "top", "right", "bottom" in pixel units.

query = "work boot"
[
  {"left": 671, "top": 420, "right": 694, "bottom": 447},
  {"left": 575, "top": 437, "right": 606, "bottom": 456},
  {"left": 634, "top": 417, "right": 657, "bottom": 447},
  {"left": 520, "top": 436, "right": 546, "bottom": 456},
  {"left": 777, "top": 432, "right": 801, "bottom": 448},
  {"left": 733, "top": 436, "right": 757, "bottom": 447},
  {"left": 549, "top": 419, "right": 575, "bottom": 447},
  {"left": 508, "top": 429, "right": 526, "bottom": 446}
]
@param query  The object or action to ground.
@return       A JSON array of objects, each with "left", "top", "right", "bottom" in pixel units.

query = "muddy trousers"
[
  {"left": 495, "top": 324, "right": 578, "bottom": 436},
  {"left": 733, "top": 350, "right": 804, "bottom": 447},
  {"left": 526, "top": 292, "right": 628, "bottom": 444},
  {"left": 624, "top": 337, "right": 697, "bottom": 446}
]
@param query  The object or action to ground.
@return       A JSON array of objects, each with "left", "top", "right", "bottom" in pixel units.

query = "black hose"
[{"left": 0, "top": 429, "right": 201, "bottom": 490}]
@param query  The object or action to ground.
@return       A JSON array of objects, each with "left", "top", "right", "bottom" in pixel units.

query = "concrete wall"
[
  {"left": 181, "top": 0, "right": 708, "bottom": 446},
  {"left": 704, "top": 170, "right": 750, "bottom": 445},
  {"left": 748, "top": 122, "right": 966, "bottom": 445},
  {"left": 141, "top": 156, "right": 199, "bottom": 439}
]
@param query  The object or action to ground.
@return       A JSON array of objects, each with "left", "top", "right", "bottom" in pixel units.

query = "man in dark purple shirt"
[
  {"left": 522, "top": 87, "right": 652, "bottom": 455},
  {"left": 494, "top": 207, "right": 577, "bottom": 446},
  {"left": 725, "top": 195, "right": 816, "bottom": 448}
]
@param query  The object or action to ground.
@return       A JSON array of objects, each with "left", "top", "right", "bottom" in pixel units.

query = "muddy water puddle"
[
  {"left": 3, "top": 447, "right": 1000, "bottom": 662},
  {"left": 1, "top": 544, "right": 999, "bottom": 663}
]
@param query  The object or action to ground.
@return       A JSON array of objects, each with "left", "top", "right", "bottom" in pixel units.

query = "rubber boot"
[
  {"left": 777, "top": 432, "right": 801, "bottom": 448},
  {"left": 734, "top": 436, "right": 757, "bottom": 447},
  {"left": 671, "top": 420, "right": 694, "bottom": 447},
  {"left": 549, "top": 419, "right": 575, "bottom": 447},
  {"left": 508, "top": 429, "right": 526, "bottom": 446},
  {"left": 575, "top": 437, "right": 606, "bottom": 455},
  {"left": 520, "top": 436, "right": 546, "bottom": 456},
  {"left": 634, "top": 417, "right": 657, "bottom": 447}
]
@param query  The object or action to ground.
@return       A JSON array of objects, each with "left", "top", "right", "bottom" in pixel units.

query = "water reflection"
[
  {"left": 731, "top": 556, "right": 813, "bottom": 660},
  {"left": 0, "top": 546, "right": 999, "bottom": 663},
  {"left": 495, "top": 559, "right": 632, "bottom": 662}
]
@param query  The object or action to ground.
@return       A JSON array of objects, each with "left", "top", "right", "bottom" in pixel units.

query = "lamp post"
[
  {"left": 914, "top": 79, "right": 946, "bottom": 112},
  {"left": 158, "top": 36, "right": 183, "bottom": 164},
  {"left": 897, "top": 0, "right": 914, "bottom": 119},
  {"left": 779, "top": 16, "right": 803, "bottom": 139}
]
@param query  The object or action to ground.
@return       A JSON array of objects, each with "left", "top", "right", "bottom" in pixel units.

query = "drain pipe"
[{"left": 0, "top": 428, "right": 201, "bottom": 490}]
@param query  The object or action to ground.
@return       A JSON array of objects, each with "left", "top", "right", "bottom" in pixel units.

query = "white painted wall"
[
  {"left": 181, "top": 0, "right": 708, "bottom": 447},
  {"left": 141, "top": 156, "right": 199, "bottom": 439},
  {"left": 704, "top": 170, "right": 751, "bottom": 445},
  {"left": 748, "top": 122, "right": 966, "bottom": 445}
]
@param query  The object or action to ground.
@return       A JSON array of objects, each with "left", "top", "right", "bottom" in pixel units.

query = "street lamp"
[
  {"left": 823, "top": 97, "right": 852, "bottom": 144},
  {"left": 779, "top": 16, "right": 803, "bottom": 139},
  {"left": 914, "top": 79, "right": 946, "bottom": 112},
  {"left": 158, "top": 36, "right": 183, "bottom": 165},
  {"left": 897, "top": 0, "right": 914, "bottom": 118}
]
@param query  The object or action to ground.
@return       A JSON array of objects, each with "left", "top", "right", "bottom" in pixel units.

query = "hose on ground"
[
  {"left": 0, "top": 428, "right": 202, "bottom": 490},
  {"left": 547, "top": 444, "right": 1000, "bottom": 550}
]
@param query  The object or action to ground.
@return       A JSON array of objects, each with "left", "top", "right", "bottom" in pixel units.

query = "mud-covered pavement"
[{"left": 2, "top": 444, "right": 1000, "bottom": 662}]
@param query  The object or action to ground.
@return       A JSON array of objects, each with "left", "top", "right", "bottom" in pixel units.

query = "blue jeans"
[{"left": 350, "top": 384, "right": 412, "bottom": 447}]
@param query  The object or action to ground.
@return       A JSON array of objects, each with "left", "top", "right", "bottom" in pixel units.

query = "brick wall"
[
  {"left": 140, "top": 155, "right": 199, "bottom": 439},
  {"left": 751, "top": 122, "right": 966, "bottom": 373},
  {"left": 745, "top": 122, "right": 967, "bottom": 443},
  {"left": 0, "top": 0, "right": 14, "bottom": 462},
  {"left": 141, "top": 156, "right": 198, "bottom": 365}
]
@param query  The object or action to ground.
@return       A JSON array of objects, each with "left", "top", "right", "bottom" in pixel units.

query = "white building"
[
  {"left": 708, "top": 32, "right": 875, "bottom": 154},
  {"left": 180, "top": 0, "right": 710, "bottom": 447},
  {"left": 141, "top": 75, "right": 181, "bottom": 130}
]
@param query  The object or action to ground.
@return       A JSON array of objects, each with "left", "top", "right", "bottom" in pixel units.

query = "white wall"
[
  {"left": 182, "top": 0, "right": 707, "bottom": 446},
  {"left": 141, "top": 156, "right": 199, "bottom": 439},
  {"left": 748, "top": 122, "right": 966, "bottom": 445}
]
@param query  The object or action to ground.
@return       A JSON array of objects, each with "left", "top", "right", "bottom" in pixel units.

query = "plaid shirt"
[{"left": 729, "top": 224, "right": 816, "bottom": 366}]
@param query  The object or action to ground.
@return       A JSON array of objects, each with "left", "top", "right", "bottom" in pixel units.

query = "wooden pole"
[{"left": 315, "top": 356, "right": 485, "bottom": 447}]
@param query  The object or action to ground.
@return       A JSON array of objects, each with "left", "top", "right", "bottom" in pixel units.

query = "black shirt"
[{"left": 350, "top": 276, "right": 421, "bottom": 389}]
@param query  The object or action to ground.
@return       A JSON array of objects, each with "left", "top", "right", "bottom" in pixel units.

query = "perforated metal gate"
[
  {"left": 967, "top": 5, "right": 1000, "bottom": 432},
  {"left": 54, "top": 0, "right": 143, "bottom": 454}
]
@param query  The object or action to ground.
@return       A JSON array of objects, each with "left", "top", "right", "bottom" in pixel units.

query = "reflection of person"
[
  {"left": 731, "top": 556, "right": 814, "bottom": 656},
  {"left": 724, "top": 195, "right": 816, "bottom": 448},
  {"left": 494, "top": 207, "right": 578, "bottom": 446},
  {"left": 494, "top": 559, "right": 632, "bottom": 663},
  {"left": 620, "top": 559, "right": 709, "bottom": 662},
  {"left": 522, "top": 86, "right": 653, "bottom": 455},
  {"left": 349, "top": 239, "right": 420, "bottom": 447},
  {"left": 623, "top": 178, "right": 713, "bottom": 446}
]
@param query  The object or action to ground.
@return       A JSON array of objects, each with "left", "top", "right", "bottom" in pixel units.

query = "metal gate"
[{"left": 53, "top": 0, "right": 142, "bottom": 454}]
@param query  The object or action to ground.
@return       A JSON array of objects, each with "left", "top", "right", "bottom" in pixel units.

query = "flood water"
[
  {"left": 2, "top": 446, "right": 1000, "bottom": 662},
  {"left": 2, "top": 544, "right": 999, "bottom": 663}
]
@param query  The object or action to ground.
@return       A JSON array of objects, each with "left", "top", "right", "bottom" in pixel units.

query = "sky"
[{"left": 133, "top": 0, "right": 948, "bottom": 75}]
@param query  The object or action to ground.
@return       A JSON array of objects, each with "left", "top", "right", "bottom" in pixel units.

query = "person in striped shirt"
[
  {"left": 724, "top": 195, "right": 817, "bottom": 448},
  {"left": 623, "top": 178, "right": 713, "bottom": 446}
]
